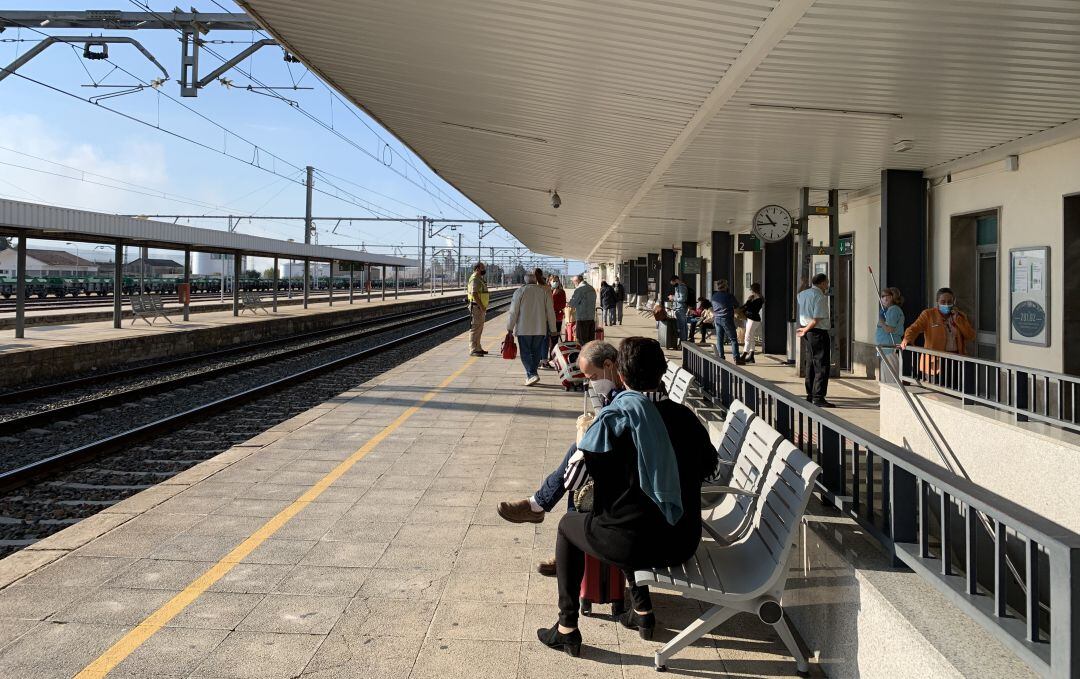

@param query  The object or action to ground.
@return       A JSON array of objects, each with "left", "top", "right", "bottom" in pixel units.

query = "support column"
[
  {"left": 828, "top": 188, "right": 841, "bottom": 377},
  {"left": 366, "top": 265, "right": 372, "bottom": 303},
  {"left": 303, "top": 258, "right": 310, "bottom": 309},
  {"left": 710, "top": 230, "right": 733, "bottom": 290},
  {"left": 635, "top": 257, "right": 647, "bottom": 296},
  {"left": 113, "top": 242, "right": 123, "bottom": 329},
  {"left": 394, "top": 266, "right": 399, "bottom": 299},
  {"left": 647, "top": 253, "right": 659, "bottom": 298},
  {"left": 272, "top": 256, "right": 278, "bottom": 312},
  {"left": 680, "top": 243, "right": 697, "bottom": 299},
  {"left": 183, "top": 247, "right": 191, "bottom": 321},
  {"left": 881, "top": 169, "right": 928, "bottom": 320},
  {"left": 660, "top": 248, "right": 675, "bottom": 294},
  {"left": 381, "top": 265, "right": 387, "bottom": 301},
  {"left": 763, "top": 235, "right": 794, "bottom": 354},
  {"left": 328, "top": 262, "right": 334, "bottom": 307},
  {"left": 14, "top": 236, "right": 26, "bottom": 338},
  {"left": 232, "top": 252, "right": 241, "bottom": 316},
  {"left": 349, "top": 265, "right": 354, "bottom": 304}
]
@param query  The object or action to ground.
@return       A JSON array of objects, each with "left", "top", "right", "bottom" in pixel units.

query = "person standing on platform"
[
  {"left": 507, "top": 271, "right": 557, "bottom": 386},
  {"left": 875, "top": 287, "right": 906, "bottom": 381},
  {"left": 550, "top": 275, "right": 567, "bottom": 338},
  {"left": 709, "top": 280, "right": 743, "bottom": 363},
  {"left": 669, "top": 275, "right": 689, "bottom": 344},
  {"left": 613, "top": 277, "right": 627, "bottom": 325},
  {"left": 568, "top": 274, "right": 597, "bottom": 343},
  {"left": 796, "top": 273, "right": 834, "bottom": 407},
  {"left": 467, "top": 262, "right": 489, "bottom": 357},
  {"left": 900, "top": 287, "right": 974, "bottom": 381},
  {"left": 599, "top": 281, "right": 617, "bottom": 327},
  {"left": 740, "top": 283, "right": 765, "bottom": 363}
]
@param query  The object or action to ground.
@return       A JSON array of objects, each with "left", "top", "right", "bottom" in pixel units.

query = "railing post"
[
  {"left": 1049, "top": 546, "right": 1080, "bottom": 677},
  {"left": 744, "top": 383, "right": 758, "bottom": 411},
  {"left": 775, "top": 400, "right": 793, "bottom": 441},
  {"left": 889, "top": 463, "right": 918, "bottom": 566},
  {"left": 820, "top": 425, "right": 842, "bottom": 496},
  {"left": 719, "top": 366, "right": 732, "bottom": 406},
  {"left": 962, "top": 360, "right": 977, "bottom": 406}
]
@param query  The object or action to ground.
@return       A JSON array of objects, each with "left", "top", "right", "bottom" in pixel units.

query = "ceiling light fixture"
[
  {"left": 892, "top": 139, "right": 915, "bottom": 153},
  {"left": 749, "top": 103, "right": 903, "bottom": 121},
  {"left": 663, "top": 185, "right": 749, "bottom": 194},
  {"left": 442, "top": 122, "right": 547, "bottom": 144}
]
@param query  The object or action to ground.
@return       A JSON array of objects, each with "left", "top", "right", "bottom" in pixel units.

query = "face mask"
[
  {"left": 590, "top": 378, "right": 616, "bottom": 395},
  {"left": 550, "top": 281, "right": 557, "bottom": 288},
  {"left": 938, "top": 304, "right": 953, "bottom": 314}
]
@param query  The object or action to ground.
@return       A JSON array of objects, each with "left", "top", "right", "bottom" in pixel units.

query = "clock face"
[{"left": 752, "top": 204, "right": 793, "bottom": 242}]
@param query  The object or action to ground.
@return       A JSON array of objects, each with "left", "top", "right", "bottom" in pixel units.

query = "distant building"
[
  {"left": 124, "top": 258, "right": 184, "bottom": 277},
  {"left": 0, "top": 248, "right": 98, "bottom": 277}
]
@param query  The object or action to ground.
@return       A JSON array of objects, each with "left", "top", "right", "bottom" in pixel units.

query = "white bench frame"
[
  {"left": 240, "top": 289, "right": 270, "bottom": 314},
  {"left": 130, "top": 294, "right": 172, "bottom": 326}
]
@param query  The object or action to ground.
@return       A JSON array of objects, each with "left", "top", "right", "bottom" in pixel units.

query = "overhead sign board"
[
  {"left": 680, "top": 257, "right": 702, "bottom": 274},
  {"left": 737, "top": 234, "right": 762, "bottom": 252}
]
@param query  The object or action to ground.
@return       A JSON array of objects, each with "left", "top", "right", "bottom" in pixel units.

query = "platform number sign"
[
  {"left": 737, "top": 234, "right": 762, "bottom": 252},
  {"left": 752, "top": 205, "right": 793, "bottom": 242}
]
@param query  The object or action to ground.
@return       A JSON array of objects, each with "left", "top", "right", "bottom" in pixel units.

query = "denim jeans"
[
  {"left": 715, "top": 316, "right": 740, "bottom": 359},
  {"left": 517, "top": 334, "right": 547, "bottom": 378},
  {"left": 602, "top": 306, "right": 616, "bottom": 326},
  {"left": 674, "top": 308, "right": 688, "bottom": 341},
  {"left": 534, "top": 442, "right": 577, "bottom": 511},
  {"left": 615, "top": 302, "right": 623, "bottom": 324}
]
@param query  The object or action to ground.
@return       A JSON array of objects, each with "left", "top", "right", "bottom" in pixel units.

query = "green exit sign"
[{"left": 838, "top": 236, "right": 854, "bottom": 256}]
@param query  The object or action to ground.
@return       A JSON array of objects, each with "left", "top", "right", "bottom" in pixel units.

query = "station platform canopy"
[
  {"left": 238, "top": 0, "right": 1080, "bottom": 262},
  {"left": 0, "top": 198, "right": 416, "bottom": 267}
]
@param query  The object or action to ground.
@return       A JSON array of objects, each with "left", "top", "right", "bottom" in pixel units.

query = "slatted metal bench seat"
[
  {"left": 635, "top": 439, "right": 821, "bottom": 675},
  {"left": 130, "top": 294, "right": 172, "bottom": 326},
  {"left": 240, "top": 290, "right": 270, "bottom": 314}
]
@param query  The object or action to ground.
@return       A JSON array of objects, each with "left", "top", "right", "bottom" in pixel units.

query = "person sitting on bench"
[{"left": 535, "top": 337, "right": 717, "bottom": 657}]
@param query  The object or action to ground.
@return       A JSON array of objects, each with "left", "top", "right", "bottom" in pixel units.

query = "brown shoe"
[
  {"left": 537, "top": 558, "right": 557, "bottom": 577},
  {"left": 497, "top": 499, "right": 544, "bottom": 524}
]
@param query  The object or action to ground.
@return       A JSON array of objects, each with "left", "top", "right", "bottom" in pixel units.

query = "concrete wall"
[{"left": 879, "top": 383, "right": 1080, "bottom": 533}]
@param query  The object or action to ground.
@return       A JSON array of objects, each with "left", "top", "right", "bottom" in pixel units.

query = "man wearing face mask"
[
  {"left": 901, "top": 287, "right": 975, "bottom": 362},
  {"left": 495, "top": 340, "right": 666, "bottom": 576}
]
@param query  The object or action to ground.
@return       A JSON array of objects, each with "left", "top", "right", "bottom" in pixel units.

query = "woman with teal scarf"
[{"left": 537, "top": 337, "right": 717, "bottom": 657}]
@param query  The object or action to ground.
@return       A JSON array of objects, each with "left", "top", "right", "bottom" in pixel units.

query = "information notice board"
[{"left": 1009, "top": 246, "right": 1050, "bottom": 346}]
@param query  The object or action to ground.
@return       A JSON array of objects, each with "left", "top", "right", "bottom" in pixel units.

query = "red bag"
[
  {"left": 580, "top": 553, "right": 625, "bottom": 616},
  {"left": 595, "top": 327, "right": 604, "bottom": 341},
  {"left": 500, "top": 332, "right": 517, "bottom": 359}
]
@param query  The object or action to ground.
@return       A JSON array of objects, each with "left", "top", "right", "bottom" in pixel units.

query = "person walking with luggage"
[
  {"left": 467, "top": 262, "right": 489, "bottom": 357},
  {"left": 599, "top": 281, "right": 617, "bottom": 327},
  {"left": 741, "top": 282, "right": 765, "bottom": 363},
  {"left": 797, "top": 273, "right": 834, "bottom": 407},
  {"left": 613, "top": 277, "right": 627, "bottom": 325},
  {"left": 568, "top": 274, "right": 597, "bottom": 343},
  {"left": 710, "top": 280, "right": 743, "bottom": 363},
  {"left": 535, "top": 337, "right": 717, "bottom": 656},
  {"left": 506, "top": 271, "right": 558, "bottom": 386},
  {"left": 668, "top": 276, "right": 690, "bottom": 344}
]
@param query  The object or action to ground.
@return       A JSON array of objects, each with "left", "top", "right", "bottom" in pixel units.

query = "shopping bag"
[{"left": 500, "top": 332, "right": 517, "bottom": 359}]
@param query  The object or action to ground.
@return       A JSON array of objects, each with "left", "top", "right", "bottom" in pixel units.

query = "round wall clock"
[{"left": 752, "top": 204, "right": 793, "bottom": 242}]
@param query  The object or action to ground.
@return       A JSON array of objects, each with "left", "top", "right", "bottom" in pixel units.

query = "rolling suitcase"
[
  {"left": 579, "top": 554, "right": 625, "bottom": 616},
  {"left": 553, "top": 340, "right": 586, "bottom": 391}
]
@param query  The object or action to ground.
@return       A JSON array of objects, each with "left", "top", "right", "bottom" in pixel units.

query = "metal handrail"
[
  {"left": 898, "top": 345, "right": 1080, "bottom": 433},
  {"left": 682, "top": 343, "right": 1080, "bottom": 677}
]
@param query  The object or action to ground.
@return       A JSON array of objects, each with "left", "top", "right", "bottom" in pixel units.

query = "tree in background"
[
  {"left": 243, "top": 269, "right": 262, "bottom": 279},
  {"left": 262, "top": 267, "right": 277, "bottom": 280}
]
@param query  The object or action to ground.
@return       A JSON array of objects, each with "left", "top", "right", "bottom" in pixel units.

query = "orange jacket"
[{"left": 903, "top": 308, "right": 976, "bottom": 354}]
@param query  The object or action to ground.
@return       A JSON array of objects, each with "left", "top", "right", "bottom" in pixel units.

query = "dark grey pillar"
[
  {"left": 647, "top": 253, "right": 660, "bottom": 298},
  {"left": 711, "top": 230, "right": 733, "bottom": 291},
  {"left": 182, "top": 247, "right": 191, "bottom": 321},
  {"left": 113, "top": 242, "right": 123, "bottom": 328},
  {"left": 14, "top": 236, "right": 26, "bottom": 338},
  {"left": 763, "top": 235, "right": 794, "bottom": 354},
  {"left": 232, "top": 253, "right": 241, "bottom": 316},
  {"left": 635, "top": 257, "right": 647, "bottom": 296},
  {"left": 881, "top": 169, "right": 928, "bottom": 319},
  {"left": 272, "top": 257, "right": 279, "bottom": 312},
  {"left": 303, "top": 258, "right": 310, "bottom": 309},
  {"left": 328, "top": 261, "right": 334, "bottom": 307},
  {"left": 660, "top": 249, "right": 676, "bottom": 299},
  {"left": 382, "top": 265, "right": 387, "bottom": 301}
]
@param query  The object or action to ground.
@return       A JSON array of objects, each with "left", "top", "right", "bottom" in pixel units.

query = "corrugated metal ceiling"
[{"left": 240, "top": 0, "right": 1080, "bottom": 262}]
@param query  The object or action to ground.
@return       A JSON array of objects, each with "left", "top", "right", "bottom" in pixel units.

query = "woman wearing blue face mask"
[{"left": 901, "top": 287, "right": 975, "bottom": 375}]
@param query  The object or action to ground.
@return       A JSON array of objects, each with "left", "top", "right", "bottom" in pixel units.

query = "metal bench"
[
  {"left": 240, "top": 290, "right": 270, "bottom": 314},
  {"left": 705, "top": 399, "right": 755, "bottom": 486},
  {"left": 635, "top": 438, "right": 821, "bottom": 675},
  {"left": 700, "top": 417, "right": 784, "bottom": 542},
  {"left": 130, "top": 294, "right": 172, "bottom": 326}
]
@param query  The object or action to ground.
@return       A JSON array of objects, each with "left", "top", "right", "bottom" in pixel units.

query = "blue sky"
[{"left": 0, "top": 1, "right": 579, "bottom": 272}]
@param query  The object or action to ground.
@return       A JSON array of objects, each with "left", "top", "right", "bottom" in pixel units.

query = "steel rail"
[{"left": 0, "top": 299, "right": 509, "bottom": 493}]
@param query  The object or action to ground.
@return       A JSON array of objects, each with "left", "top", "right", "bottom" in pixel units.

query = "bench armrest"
[{"left": 701, "top": 484, "right": 756, "bottom": 497}]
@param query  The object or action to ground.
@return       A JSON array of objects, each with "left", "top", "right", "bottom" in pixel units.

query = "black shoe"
[
  {"left": 746, "top": 354, "right": 756, "bottom": 364},
  {"left": 470, "top": 350, "right": 485, "bottom": 357},
  {"left": 537, "top": 623, "right": 582, "bottom": 657},
  {"left": 813, "top": 400, "right": 837, "bottom": 408},
  {"left": 735, "top": 358, "right": 747, "bottom": 366},
  {"left": 619, "top": 609, "right": 656, "bottom": 640}
]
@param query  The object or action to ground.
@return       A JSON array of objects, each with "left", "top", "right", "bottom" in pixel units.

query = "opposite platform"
[{"left": 0, "top": 314, "right": 814, "bottom": 678}]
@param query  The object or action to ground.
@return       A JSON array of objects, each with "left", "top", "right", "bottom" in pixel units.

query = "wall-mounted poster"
[{"left": 1009, "top": 246, "right": 1050, "bottom": 346}]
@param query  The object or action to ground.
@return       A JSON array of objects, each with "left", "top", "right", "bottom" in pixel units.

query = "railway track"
[
  {"left": 0, "top": 296, "right": 509, "bottom": 555},
  {"left": 0, "top": 292, "right": 511, "bottom": 491}
]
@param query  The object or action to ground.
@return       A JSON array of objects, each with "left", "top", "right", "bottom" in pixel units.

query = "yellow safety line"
[{"left": 77, "top": 355, "right": 480, "bottom": 678}]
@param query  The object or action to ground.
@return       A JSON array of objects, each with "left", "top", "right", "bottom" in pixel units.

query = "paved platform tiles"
[
  {"left": 0, "top": 289, "right": 485, "bottom": 356},
  {"left": 603, "top": 309, "right": 881, "bottom": 435},
  {"left": 0, "top": 311, "right": 819, "bottom": 678}
]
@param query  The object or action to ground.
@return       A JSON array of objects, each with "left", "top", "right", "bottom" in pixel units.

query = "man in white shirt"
[
  {"left": 796, "top": 273, "right": 835, "bottom": 407},
  {"left": 506, "top": 272, "right": 558, "bottom": 385}
]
